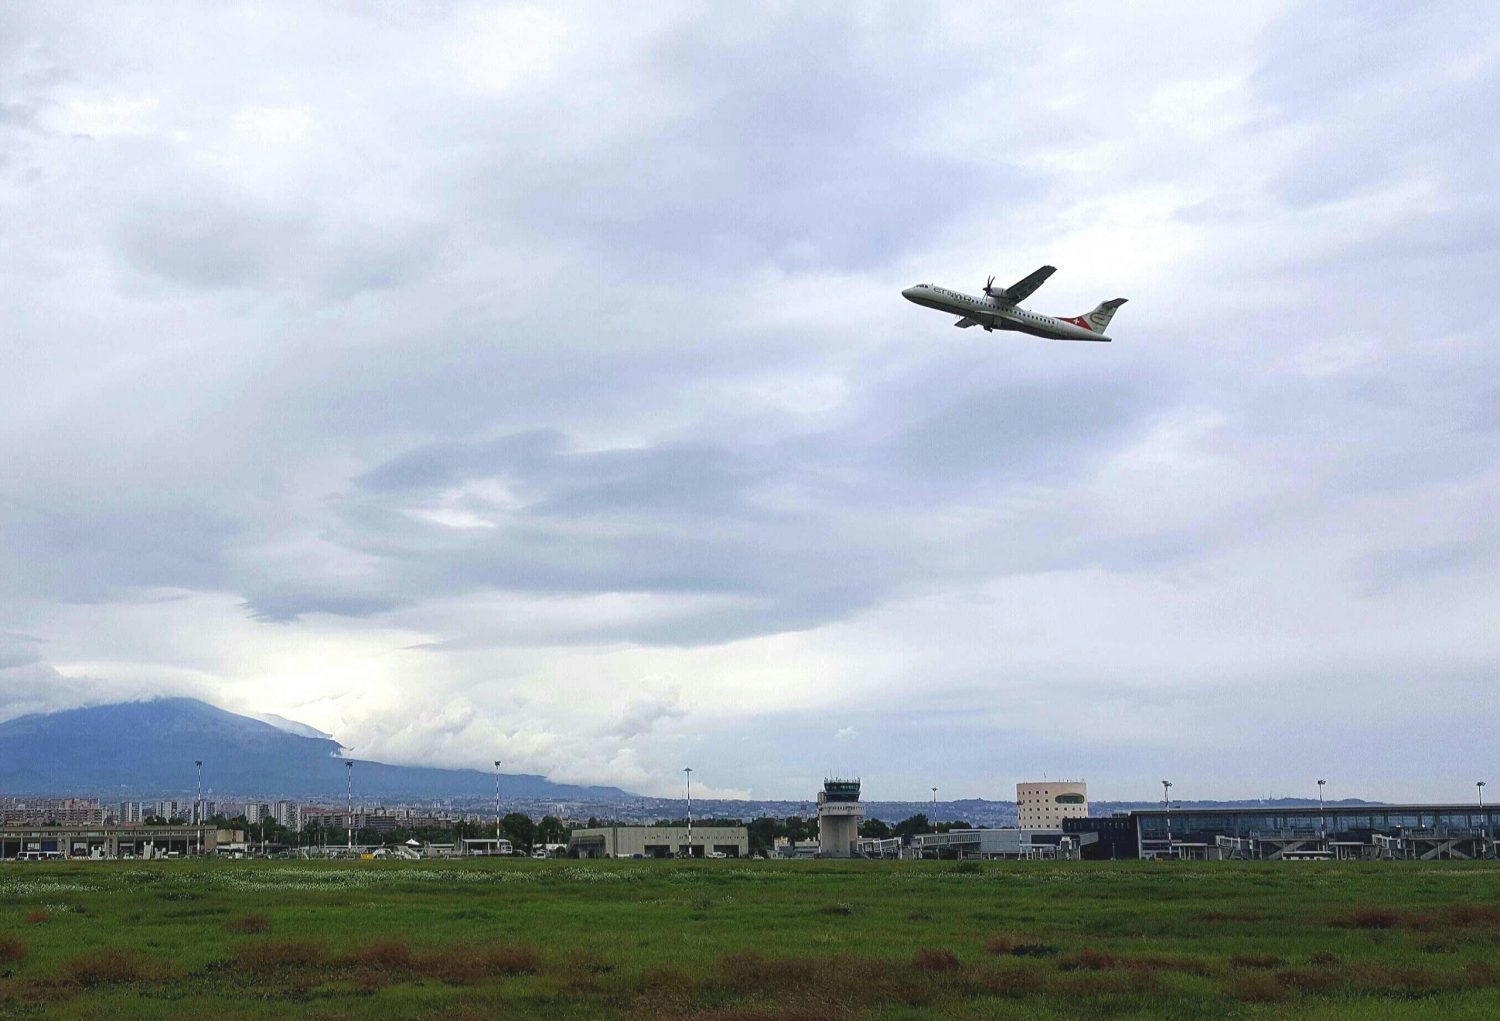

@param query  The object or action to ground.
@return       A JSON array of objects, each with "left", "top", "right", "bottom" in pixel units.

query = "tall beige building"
[{"left": 1016, "top": 780, "right": 1087, "bottom": 829}]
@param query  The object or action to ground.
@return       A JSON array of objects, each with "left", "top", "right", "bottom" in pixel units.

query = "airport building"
[
  {"left": 1064, "top": 803, "right": 1498, "bottom": 860},
  {"left": 569, "top": 824, "right": 748, "bottom": 858},
  {"left": 1016, "top": 780, "right": 1087, "bottom": 829},
  {"left": 0, "top": 824, "right": 242, "bottom": 859},
  {"left": 911, "top": 827, "right": 1090, "bottom": 860},
  {"left": 817, "top": 778, "right": 864, "bottom": 858}
]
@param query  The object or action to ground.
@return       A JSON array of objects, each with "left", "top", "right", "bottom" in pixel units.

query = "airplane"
[{"left": 901, "top": 266, "right": 1126, "bottom": 342}]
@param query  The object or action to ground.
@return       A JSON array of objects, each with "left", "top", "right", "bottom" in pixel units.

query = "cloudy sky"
[{"left": 1, "top": 2, "right": 1495, "bottom": 802}]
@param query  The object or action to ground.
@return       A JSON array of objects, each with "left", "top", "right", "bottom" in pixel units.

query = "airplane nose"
[{"left": 901, "top": 286, "right": 919, "bottom": 301}]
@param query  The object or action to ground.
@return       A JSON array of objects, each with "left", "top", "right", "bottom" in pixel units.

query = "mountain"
[{"left": 0, "top": 698, "right": 631, "bottom": 801}]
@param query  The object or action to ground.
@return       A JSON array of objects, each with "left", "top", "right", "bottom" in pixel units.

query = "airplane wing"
[
  {"left": 953, "top": 317, "right": 979, "bottom": 328},
  {"left": 1004, "top": 265, "right": 1056, "bottom": 304}
]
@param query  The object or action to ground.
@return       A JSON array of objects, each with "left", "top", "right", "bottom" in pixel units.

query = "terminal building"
[
  {"left": 568, "top": 824, "right": 748, "bottom": 858},
  {"left": 1064, "top": 803, "right": 1498, "bottom": 860}
]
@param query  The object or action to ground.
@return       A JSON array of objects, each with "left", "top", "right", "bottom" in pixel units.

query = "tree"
[
  {"left": 747, "top": 817, "right": 780, "bottom": 854},
  {"left": 537, "top": 815, "right": 568, "bottom": 845},
  {"left": 859, "top": 818, "right": 892, "bottom": 839},
  {"left": 893, "top": 814, "right": 930, "bottom": 842},
  {"left": 502, "top": 812, "right": 536, "bottom": 852},
  {"left": 782, "top": 815, "right": 817, "bottom": 843}
]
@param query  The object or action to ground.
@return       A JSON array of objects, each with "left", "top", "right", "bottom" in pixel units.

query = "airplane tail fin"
[{"left": 1081, "top": 298, "right": 1127, "bottom": 333}]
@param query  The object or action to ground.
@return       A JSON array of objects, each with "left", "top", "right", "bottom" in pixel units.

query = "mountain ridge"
[{"left": 0, "top": 698, "right": 631, "bottom": 801}]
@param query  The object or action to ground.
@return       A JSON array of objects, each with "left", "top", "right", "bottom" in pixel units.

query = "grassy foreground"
[{"left": 0, "top": 859, "right": 1495, "bottom": 1019}]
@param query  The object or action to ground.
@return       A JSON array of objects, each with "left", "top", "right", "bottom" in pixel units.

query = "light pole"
[
  {"left": 194, "top": 760, "right": 203, "bottom": 856},
  {"left": 687, "top": 767, "right": 696, "bottom": 857},
  {"left": 501, "top": 755, "right": 513, "bottom": 851},
  {"left": 1161, "top": 780, "right": 1173, "bottom": 857},
  {"left": 1479, "top": 781, "right": 1488, "bottom": 842},
  {"left": 1316, "top": 779, "right": 1327, "bottom": 843},
  {"left": 345, "top": 760, "right": 354, "bottom": 854},
  {"left": 931, "top": 787, "right": 938, "bottom": 824}
]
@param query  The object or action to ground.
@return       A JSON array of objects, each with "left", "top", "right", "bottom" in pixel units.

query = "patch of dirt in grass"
[
  {"left": 1226, "top": 971, "right": 1290, "bottom": 1003},
  {"left": 912, "top": 948, "right": 960, "bottom": 973},
  {"left": 0, "top": 936, "right": 26, "bottom": 965},
  {"left": 23, "top": 911, "right": 48, "bottom": 925},
  {"left": 1463, "top": 960, "right": 1499, "bottom": 988},
  {"left": 418, "top": 943, "right": 541, "bottom": 984},
  {"left": 223, "top": 913, "right": 270, "bottom": 934},
  {"left": 1329, "top": 903, "right": 1498, "bottom": 932},
  {"left": 1059, "top": 948, "right": 1120, "bottom": 971},
  {"left": 348, "top": 938, "right": 416, "bottom": 972},
  {"left": 964, "top": 963, "right": 1044, "bottom": 997},
  {"left": 1229, "top": 953, "right": 1284, "bottom": 970},
  {"left": 1348, "top": 961, "right": 1453, "bottom": 996},
  {"left": 57, "top": 948, "right": 155, "bottom": 986},
  {"left": 1443, "top": 902, "right": 1499, "bottom": 929},
  {"left": 1055, "top": 949, "right": 1217, "bottom": 977},
  {"left": 1330, "top": 906, "right": 1402, "bottom": 929},
  {"left": 552, "top": 949, "right": 615, "bottom": 994},
  {"left": 236, "top": 939, "right": 328, "bottom": 974}
]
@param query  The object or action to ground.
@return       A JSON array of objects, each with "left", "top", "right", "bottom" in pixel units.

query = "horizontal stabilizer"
[{"left": 953, "top": 317, "right": 978, "bottom": 328}]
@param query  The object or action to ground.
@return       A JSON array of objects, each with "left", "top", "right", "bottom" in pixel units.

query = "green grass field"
[{"left": 0, "top": 859, "right": 1495, "bottom": 1019}]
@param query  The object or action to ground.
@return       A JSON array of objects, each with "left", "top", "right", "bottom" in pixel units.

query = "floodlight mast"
[
  {"left": 1161, "top": 780, "right": 1173, "bottom": 856},
  {"left": 1317, "top": 779, "right": 1327, "bottom": 842},
  {"left": 345, "top": 760, "right": 353, "bottom": 854},
  {"left": 684, "top": 767, "right": 693, "bottom": 858},
  {"left": 194, "top": 760, "right": 203, "bottom": 856},
  {"left": 1479, "top": 781, "right": 1488, "bottom": 841},
  {"left": 501, "top": 755, "right": 513, "bottom": 851}
]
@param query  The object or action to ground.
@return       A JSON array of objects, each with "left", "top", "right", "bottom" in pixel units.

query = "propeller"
[{"left": 983, "top": 275, "right": 1003, "bottom": 298}]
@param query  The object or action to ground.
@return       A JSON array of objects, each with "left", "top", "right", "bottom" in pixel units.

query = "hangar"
[{"left": 569, "top": 824, "right": 748, "bottom": 858}]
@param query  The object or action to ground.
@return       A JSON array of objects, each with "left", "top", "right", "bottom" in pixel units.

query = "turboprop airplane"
[{"left": 901, "top": 266, "right": 1126, "bottom": 342}]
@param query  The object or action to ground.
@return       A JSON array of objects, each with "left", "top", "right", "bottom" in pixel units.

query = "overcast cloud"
[{"left": 1, "top": 2, "right": 1495, "bottom": 801}]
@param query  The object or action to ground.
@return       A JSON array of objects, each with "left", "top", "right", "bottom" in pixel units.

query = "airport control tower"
[{"left": 816, "top": 778, "right": 864, "bottom": 858}]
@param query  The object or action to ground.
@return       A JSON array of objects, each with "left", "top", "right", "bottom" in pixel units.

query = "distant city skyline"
[{"left": 1, "top": 4, "right": 1494, "bottom": 801}]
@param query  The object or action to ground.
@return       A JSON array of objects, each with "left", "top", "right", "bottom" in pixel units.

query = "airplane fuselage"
[{"left": 901, "top": 284, "right": 1110, "bottom": 342}]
